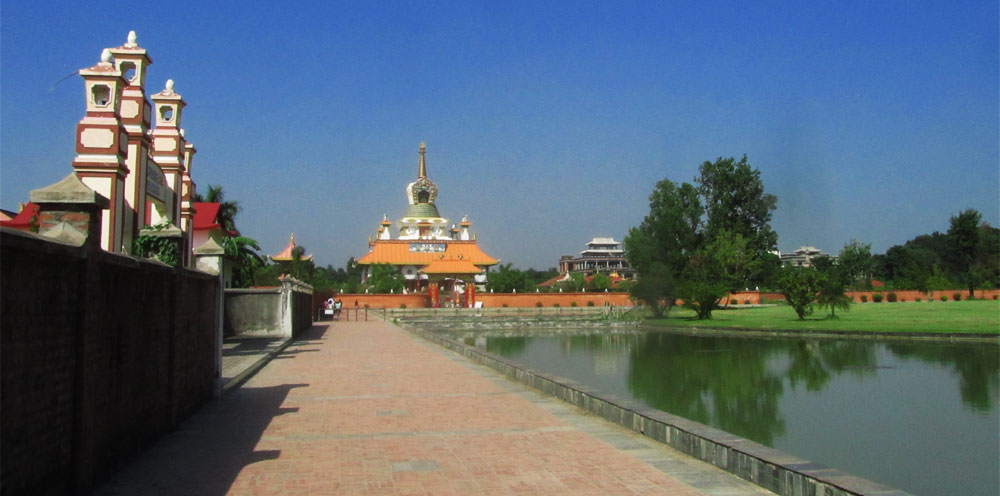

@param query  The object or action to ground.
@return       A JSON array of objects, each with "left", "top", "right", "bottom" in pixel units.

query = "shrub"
[
  {"left": 994, "top": 294, "right": 998, "bottom": 300},
  {"left": 860, "top": 294, "right": 868, "bottom": 303},
  {"left": 587, "top": 301, "right": 595, "bottom": 306},
  {"left": 399, "top": 303, "right": 407, "bottom": 309},
  {"left": 915, "top": 297, "right": 922, "bottom": 302},
  {"left": 744, "top": 299, "right": 751, "bottom": 305},
  {"left": 873, "top": 293, "right": 883, "bottom": 303},
  {"left": 887, "top": 292, "right": 898, "bottom": 303},
  {"left": 570, "top": 301, "right": 578, "bottom": 307},
  {"left": 553, "top": 303, "right": 560, "bottom": 307},
  {"left": 953, "top": 293, "right": 961, "bottom": 301},
  {"left": 502, "top": 303, "right": 508, "bottom": 307},
  {"left": 940, "top": 295, "right": 947, "bottom": 301},
  {"left": 535, "top": 302, "right": 543, "bottom": 307}
]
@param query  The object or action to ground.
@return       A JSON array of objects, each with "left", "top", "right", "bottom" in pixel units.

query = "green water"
[{"left": 463, "top": 330, "right": 999, "bottom": 496}]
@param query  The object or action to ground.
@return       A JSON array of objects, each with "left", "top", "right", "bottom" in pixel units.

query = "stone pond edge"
[{"left": 404, "top": 324, "right": 914, "bottom": 496}]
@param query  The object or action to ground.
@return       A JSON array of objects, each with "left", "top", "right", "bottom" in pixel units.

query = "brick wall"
[{"left": 0, "top": 228, "right": 218, "bottom": 495}]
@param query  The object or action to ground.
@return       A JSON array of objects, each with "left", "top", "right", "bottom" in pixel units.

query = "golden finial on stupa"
[{"left": 418, "top": 142, "right": 427, "bottom": 179}]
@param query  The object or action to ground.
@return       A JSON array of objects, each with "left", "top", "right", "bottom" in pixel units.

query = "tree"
[
  {"left": 486, "top": 263, "right": 531, "bottom": 293},
  {"left": 365, "top": 264, "right": 405, "bottom": 294},
  {"left": 779, "top": 266, "right": 820, "bottom": 320},
  {"left": 221, "top": 235, "right": 264, "bottom": 288},
  {"left": 812, "top": 256, "right": 852, "bottom": 319},
  {"left": 707, "top": 230, "right": 759, "bottom": 306},
  {"left": 948, "top": 209, "right": 983, "bottom": 297},
  {"left": 838, "top": 239, "right": 873, "bottom": 293},
  {"left": 589, "top": 273, "right": 612, "bottom": 291},
  {"left": 628, "top": 262, "right": 676, "bottom": 318},
  {"left": 696, "top": 155, "right": 777, "bottom": 286},
  {"left": 624, "top": 179, "right": 703, "bottom": 275},
  {"left": 679, "top": 250, "right": 729, "bottom": 320}
]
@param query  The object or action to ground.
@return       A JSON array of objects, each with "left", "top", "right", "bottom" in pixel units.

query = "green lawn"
[{"left": 646, "top": 300, "right": 1000, "bottom": 334}]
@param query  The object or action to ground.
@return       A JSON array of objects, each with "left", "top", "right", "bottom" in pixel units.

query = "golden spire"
[
  {"left": 418, "top": 142, "right": 427, "bottom": 179},
  {"left": 290, "top": 233, "right": 295, "bottom": 244}
]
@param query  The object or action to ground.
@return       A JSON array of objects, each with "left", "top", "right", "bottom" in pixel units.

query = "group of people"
[{"left": 323, "top": 298, "right": 343, "bottom": 319}]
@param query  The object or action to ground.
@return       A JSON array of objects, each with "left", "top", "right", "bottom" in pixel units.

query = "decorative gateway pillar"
[
  {"left": 465, "top": 280, "right": 476, "bottom": 308},
  {"left": 428, "top": 281, "right": 440, "bottom": 308},
  {"left": 107, "top": 30, "right": 153, "bottom": 252},
  {"left": 71, "top": 49, "right": 129, "bottom": 252}
]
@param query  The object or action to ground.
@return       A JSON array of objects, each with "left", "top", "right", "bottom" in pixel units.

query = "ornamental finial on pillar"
[{"left": 126, "top": 30, "right": 138, "bottom": 47}]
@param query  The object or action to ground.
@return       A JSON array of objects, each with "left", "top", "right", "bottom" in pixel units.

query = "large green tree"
[
  {"left": 624, "top": 179, "right": 703, "bottom": 274},
  {"left": 696, "top": 155, "right": 778, "bottom": 287},
  {"left": 948, "top": 209, "right": 983, "bottom": 298}
]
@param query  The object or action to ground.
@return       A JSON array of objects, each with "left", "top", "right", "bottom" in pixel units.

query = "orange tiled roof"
[
  {"left": 423, "top": 259, "right": 483, "bottom": 274},
  {"left": 272, "top": 234, "right": 313, "bottom": 261},
  {"left": 357, "top": 240, "right": 498, "bottom": 267}
]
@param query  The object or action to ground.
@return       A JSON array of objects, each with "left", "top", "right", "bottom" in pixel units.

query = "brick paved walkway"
[{"left": 95, "top": 320, "right": 772, "bottom": 496}]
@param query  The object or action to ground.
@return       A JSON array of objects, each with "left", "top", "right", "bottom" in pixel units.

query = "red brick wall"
[
  {"left": 846, "top": 289, "right": 1000, "bottom": 302},
  {"left": 1, "top": 228, "right": 218, "bottom": 495}
]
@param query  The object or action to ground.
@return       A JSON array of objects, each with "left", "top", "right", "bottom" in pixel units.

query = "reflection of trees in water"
[
  {"left": 485, "top": 336, "right": 530, "bottom": 356},
  {"left": 628, "top": 333, "right": 786, "bottom": 445},
  {"left": 627, "top": 333, "right": 879, "bottom": 446},
  {"left": 885, "top": 342, "right": 999, "bottom": 412}
]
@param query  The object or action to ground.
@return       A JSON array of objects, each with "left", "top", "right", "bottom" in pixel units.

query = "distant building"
[
  {"left": 558, "top": 237, "right": 634, "bottom": 279},
  {"left": 780, "top": 246, "right": 835, "bottom": 267}
]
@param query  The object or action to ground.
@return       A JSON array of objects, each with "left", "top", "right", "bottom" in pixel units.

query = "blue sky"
[{"left": 2, "top": 1, "right": 997, "bottom": 269}]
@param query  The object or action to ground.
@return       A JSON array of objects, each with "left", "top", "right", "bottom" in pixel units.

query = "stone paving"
[{"left": 95, "top": 320, "right": 773, "bottom": 496}]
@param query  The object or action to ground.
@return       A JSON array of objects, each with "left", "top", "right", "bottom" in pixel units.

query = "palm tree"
[
  {"left": 192, "top": 184, "right": 241, "bottom": 233},
  {"left": 221, "top": 235, "right": 264, "bottom": 288}
]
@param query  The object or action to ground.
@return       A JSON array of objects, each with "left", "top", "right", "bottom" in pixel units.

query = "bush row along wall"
[
  {"left": 408, "top": 325, "right": 908, "bottom": 496},
  {"left": 845, "top": 289, "right": 999, "bottom": 302},
  {"left": 0, "top": 229, "right": 219, "bottom": 496},
  {"left": 226, "top": 278, "right": 314, "bottom": 338}
]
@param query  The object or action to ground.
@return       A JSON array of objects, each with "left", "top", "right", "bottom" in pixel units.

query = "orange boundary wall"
[
  {"left": 330, "top": 289, "right": 998, "bottom": 309},
  {"left": 335, "top": 292, "right": 634, "bottom": 309}
]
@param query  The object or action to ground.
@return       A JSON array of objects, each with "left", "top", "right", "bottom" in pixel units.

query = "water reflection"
[{"left": 885, "top": 342, "right": 999, "bottom": 412}]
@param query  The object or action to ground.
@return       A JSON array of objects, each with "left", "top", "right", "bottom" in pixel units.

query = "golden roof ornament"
[{"left": 418, "top": 142, "right": 427, "bottom": 179}]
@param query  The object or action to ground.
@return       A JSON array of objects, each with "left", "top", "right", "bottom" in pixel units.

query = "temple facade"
[{"left": 357, "top": 143, "right": 497, "bottom": 307}]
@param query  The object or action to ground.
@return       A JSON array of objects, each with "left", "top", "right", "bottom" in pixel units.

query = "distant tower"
[
  {"left": 108, "top": 30, "right": 153, "bottom": 251},
  {"left": 71, "top": 48, "right": 129, "bottom": 252}
]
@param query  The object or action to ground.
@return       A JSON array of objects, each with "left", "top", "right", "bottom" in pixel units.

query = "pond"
[{"left": 450, "top": 329, "right": 999, "bottom": 496}]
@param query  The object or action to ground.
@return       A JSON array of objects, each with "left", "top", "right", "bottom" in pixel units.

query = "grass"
[{"left": 646, "top": 300, "right": 1000, "bottom": 335}]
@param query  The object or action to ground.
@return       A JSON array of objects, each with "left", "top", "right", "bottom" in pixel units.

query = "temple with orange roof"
[
  {"left": 271, "top": 233, "right": 313, "bottom": 263},
  {"left": 357, "top": 143, "right": 498, "bottom": 307}
]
